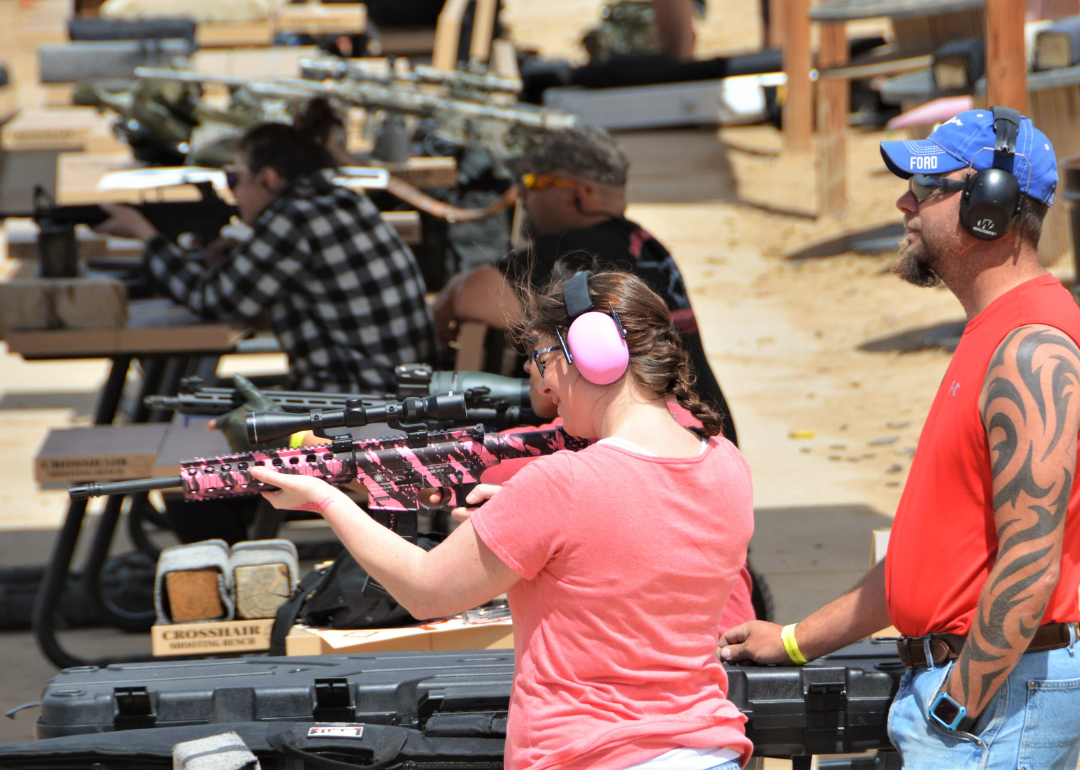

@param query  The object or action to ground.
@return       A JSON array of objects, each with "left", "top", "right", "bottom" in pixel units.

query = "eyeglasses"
[
  {"left": 520, "top": 173, "right": 577, "bottom": 192},
  {"left": 909, "top": 173, "right": 967, "bottom": 203},
  {"left": 530, "top": 344, "right": 562, "bottom": 377}
]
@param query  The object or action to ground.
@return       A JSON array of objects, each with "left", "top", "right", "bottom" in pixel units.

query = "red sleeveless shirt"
[{"left": 885, "top": 274, "right": 1080, "bottom": 637}]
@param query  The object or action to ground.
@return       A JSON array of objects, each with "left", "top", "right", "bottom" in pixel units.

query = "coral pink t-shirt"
[
  {"left": 471, "top": 438, "right": 755, "bottom": 770},
  {"left": 481, "top": 408, "right": 757, "bottom": 635}
]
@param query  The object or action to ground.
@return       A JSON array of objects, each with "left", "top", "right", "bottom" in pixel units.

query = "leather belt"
[{"left": 896, "top": 622, "right": 1078, "bottom": 669}]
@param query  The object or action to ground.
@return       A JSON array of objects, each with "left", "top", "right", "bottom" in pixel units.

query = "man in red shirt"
[{"left": 719, "top": 108, "right": 1080, "bottom": 768}]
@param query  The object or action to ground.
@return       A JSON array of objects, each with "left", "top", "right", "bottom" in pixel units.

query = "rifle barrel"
[{"left": 70, "top": 475, "right": 184, "bottom": 500}]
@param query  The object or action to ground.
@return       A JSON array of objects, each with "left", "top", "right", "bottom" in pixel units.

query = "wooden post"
[
  {"left": 986, "top": 0, "right": 1028, "bottom": 110},
  {"left": 432, "top": 0, "right": 470, "bottom": 71},
  {"left": 783, "top": 0, "right": 812, "bottom": 152},
  {"left": 469, "top": 0, "right": 498, "bottom": 65},
  {"left": 817, "top": 21, "right": 849, "bottom": 215},
  {"left": 768, "top": 0, "right": 785, "bottom": 48}
]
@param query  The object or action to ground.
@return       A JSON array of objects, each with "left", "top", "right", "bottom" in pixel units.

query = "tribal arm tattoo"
[{"left": 944, "top": 325, "right": 1080, "bottom": 719}]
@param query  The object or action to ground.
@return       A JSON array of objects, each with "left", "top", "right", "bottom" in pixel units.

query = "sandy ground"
[{"left": 0, "top": 0, "right": 1070, "bottom": 759}]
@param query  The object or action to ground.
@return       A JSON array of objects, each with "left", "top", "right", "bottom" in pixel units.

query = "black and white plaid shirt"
[{"left": 144, "top": 170, "right": 437, "bottom": 393}]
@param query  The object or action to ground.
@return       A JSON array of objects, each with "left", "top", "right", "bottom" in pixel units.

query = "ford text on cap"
[{"left": 879, "top": 109, "right": 1058, "bottom": 206}]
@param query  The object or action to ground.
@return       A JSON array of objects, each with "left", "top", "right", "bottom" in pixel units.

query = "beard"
[{"left": 891, "top": 232, "right": 941, "bottom": 288}]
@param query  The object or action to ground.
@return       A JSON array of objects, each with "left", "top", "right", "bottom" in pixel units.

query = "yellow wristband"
[
  {"left": 289, "top": 431, "right": 306, "bottom": 448},
  {"left": 781, "top": 623, "right": 809, "bottom": 665}
]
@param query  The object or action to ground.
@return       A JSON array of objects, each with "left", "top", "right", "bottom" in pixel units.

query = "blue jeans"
[{"left": 887, "top": 645, "right": 1080, "bottom": 769}]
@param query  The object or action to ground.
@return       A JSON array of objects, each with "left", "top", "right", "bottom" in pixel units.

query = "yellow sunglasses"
[{"left": 520, "top": 172, "right": 578, "bottom": 192}]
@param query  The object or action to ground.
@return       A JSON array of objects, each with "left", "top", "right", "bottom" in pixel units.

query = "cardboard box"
[
  {"left": 0, "top": 276, "right": 128, "bottom": 332},
  {"left": 274, "top": 3, "right": 366, "bottom": 35},
  {"left": 35, "top": 423, "right": 168, "bottom": 484},
  {"left": 195, "top": 20, "right": 275, "bottom": 48},
  {"left": 1, "top": 108, "right": 116, "bottom": 152},
  {"left": 152, "top": 618, "right": 276, "bottom": 656},
  {"left": 285, "top": 617, "right": 514, "bottom": 655}
]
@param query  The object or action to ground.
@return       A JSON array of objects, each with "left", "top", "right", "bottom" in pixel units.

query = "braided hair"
[{"left": 514, "top": 263, "right": 727, "bottom": 437}]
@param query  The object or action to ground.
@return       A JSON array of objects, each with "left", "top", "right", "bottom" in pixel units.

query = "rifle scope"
[
  {"left": 247, "top": 393, "right": 468, "bottom": 445},
  {"left": 426, "top": 371, "right": 531, "bottom": 407}
]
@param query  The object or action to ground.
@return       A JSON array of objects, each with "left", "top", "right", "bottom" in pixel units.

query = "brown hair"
[
  {"left": 1015, "top": 194, "right": 1049, "bottom": 247},
  {"left": 514, "top": 265, "right": 727, "bottom": 437}
]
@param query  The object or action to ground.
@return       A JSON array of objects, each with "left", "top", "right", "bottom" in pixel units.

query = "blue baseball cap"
[{"left": 880, "top": 109, "right": 1058, "bottom": 205}]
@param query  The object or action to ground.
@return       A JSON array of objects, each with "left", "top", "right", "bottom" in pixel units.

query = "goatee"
[{"left": 891, "top": 234, "right": 941, "bottom": 288}]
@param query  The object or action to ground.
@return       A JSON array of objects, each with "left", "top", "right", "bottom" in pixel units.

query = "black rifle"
[
  {"left": 144, "top": 366, "right": 533, "bottom": 417},
  {"left": 26, "top": 183, "right": 236, "bottom": 247}
]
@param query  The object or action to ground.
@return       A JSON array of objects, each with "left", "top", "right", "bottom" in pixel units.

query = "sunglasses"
[
  {"left": 909, "top": 173, "right": 967, "bottom": 203},
  {"left": 520, "top": 173, "right": 577, "bottom": 192},
  {"left": 223, "top": 165, "right": 250, "bottom": 193}
]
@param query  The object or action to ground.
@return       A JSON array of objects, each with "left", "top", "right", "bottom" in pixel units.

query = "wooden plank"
[
  {"left": 432, "top": 0, "right": 470, "bottom": 71},
  {"left": 375, "top": 27, "right": 438, "bottom": 57},
  {"left": 783, "top": 0, "right": 812, "bottom": 152},
  {"left": 986, "top": 0, "right": 1028, "bottom": 111},
  {"left": 374, "top": 156, "right": 458, "bottom": 189},
  {"left": 0, "top": 277, "right": 128, "bottom": 332},
  {"left": 195, "top": 20, "right": 275, "bottom": 48},
  {"left": 469, "top": 0, "right": 499, "bottom": 64},
  {"left": 768, "top": 0, "right": 786, "bottom": 48},
  {"left": 152, "top": 618, "right": 275, "bottom": 656},
  {"left": 35, "top": 423, "right": 168, "bottom": 484},
  {"left": 1028, "top": 84, "right": 1080, "bottom": 266},
  {"left": 817, "top": 21, "right": 849, "bottom": 216},
  {"left": 274, "top": 3, "right": 366, "bottom": 35},
  {"left": 192, "top": 46, "right": 318, "bottom": 79}
]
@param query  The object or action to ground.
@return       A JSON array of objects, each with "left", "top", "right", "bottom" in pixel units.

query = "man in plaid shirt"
[{"left": 98, "top": 111, "right": 437, "bottom": 394}]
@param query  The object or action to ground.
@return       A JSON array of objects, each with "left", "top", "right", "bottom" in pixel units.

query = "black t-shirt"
[{"left": 497, "top": 217, "right": 737, "bottom": 445}]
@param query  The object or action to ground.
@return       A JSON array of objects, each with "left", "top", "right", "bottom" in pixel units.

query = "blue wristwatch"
[{"left": 929, "top": 691, "right": 975, "bottom": 733}]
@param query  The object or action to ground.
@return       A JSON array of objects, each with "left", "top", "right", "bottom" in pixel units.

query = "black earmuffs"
[{"left": 958, "top": 106, "right": 1023, "bottom": 240}]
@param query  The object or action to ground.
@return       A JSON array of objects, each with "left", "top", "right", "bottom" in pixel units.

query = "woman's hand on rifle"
[
  {"left": 449, "top": 484, "right": 501, "bottom": 521},
  {"left": 249, "top": 466, "right": 352, "bottom": 515}
]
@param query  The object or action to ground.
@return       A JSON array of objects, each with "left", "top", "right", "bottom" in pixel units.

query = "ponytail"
[{"left": 237, "top": 97, "right": 341, "bottom": 183}]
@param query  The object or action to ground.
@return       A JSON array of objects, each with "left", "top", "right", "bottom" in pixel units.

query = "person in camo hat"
[{"left": 432, "top": 125, "right": 738, "bottom": 445}]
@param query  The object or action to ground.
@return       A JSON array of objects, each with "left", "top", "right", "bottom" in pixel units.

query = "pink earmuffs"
[{"left": 559, "top": 271, "right": 629, "bottom": 385}]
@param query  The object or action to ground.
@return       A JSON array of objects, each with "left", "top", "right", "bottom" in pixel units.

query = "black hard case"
[{"left": 22, "top": 640, "right": 902, "bottom": 760}]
